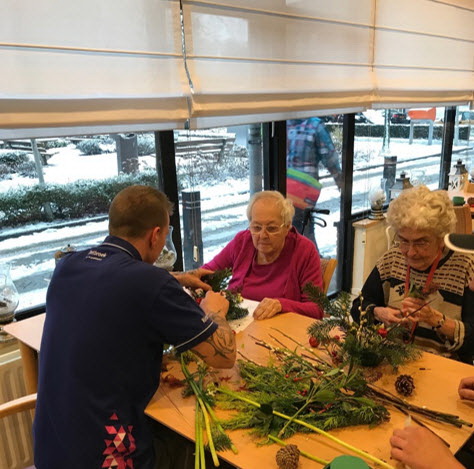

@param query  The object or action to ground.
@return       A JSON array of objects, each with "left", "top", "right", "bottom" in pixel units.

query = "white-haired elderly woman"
[
  {"left": 201, "top": 190, "right": 323, "bottom": 320},
  {"left": 351, "top": 185, "right": 474, "bottom": 363}
]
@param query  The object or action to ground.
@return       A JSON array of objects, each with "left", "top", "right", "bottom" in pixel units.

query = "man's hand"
[
  {"left": 171, "top": 268, "right": 213, "bottom": 291},
  {"left": 200, "top": 290, "right": 229, "bottom": 318},
  {"left": 390, "top": 426, "right": 463, "bottom": 469},
  {"left": 459, "top": 376, "right": 474, "bottom": 401},
  {"left": 192, "top": 291, "right": 236, "bottom": 369},
  {"left": 253, "top": 298, "right": 282, "bottom": 320},
  {"left": 373, "top": 306, "right": 403, "bottom": 326}
]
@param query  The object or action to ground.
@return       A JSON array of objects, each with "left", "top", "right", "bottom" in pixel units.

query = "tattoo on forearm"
[{"left": 200, "top": 310, "right": 235, "bottom": 360}]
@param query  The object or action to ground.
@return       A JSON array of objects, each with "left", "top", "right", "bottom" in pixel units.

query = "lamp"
[
  {"left": 368, "top": 186, "right": 386, "bottom": 220},
  {"left": 448, "top": 159, "right": 469, "bottom": 192},
  {"left": 390, "top": 171, "right": 413, "bottom": 200},
  {"left": 0, "top": 263, "right": 19, "bottom": 343}
]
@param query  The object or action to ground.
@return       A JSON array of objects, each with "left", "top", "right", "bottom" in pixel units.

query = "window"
[
  {"left": 0, "top": 134, "right": 159, "bottom": 312},
  {"left": 352, "top": 107, "right": 448, "bottom": 215},
  {"left": 173, "top": 126, "right": 254, "bottom": 268}
]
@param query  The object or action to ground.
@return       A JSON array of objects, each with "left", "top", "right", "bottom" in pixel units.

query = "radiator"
[{"left": 0, "top": 350, "right": 34, "bottom": 469}]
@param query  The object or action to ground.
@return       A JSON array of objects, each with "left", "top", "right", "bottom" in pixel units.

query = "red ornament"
[
  {"left": 309, "top": 336, "right": 319, "bottom": 348},
  {"left": 196, "top": 297, "right": 202, "bottom": 304},
  {"left": 377, "top": 328, "right": 388, "bottom": 338}
]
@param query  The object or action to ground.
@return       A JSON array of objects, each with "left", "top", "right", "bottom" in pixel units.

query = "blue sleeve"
[{"left": 150, "top": 276, "right": 217, "bottom": 353}]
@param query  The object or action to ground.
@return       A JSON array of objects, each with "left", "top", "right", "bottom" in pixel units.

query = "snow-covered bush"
[
  {"left": 76, "top": 139, "right": 103, "bottom": 156},
  {"left": 137, "top": 134, "right": 155, "bottom": 156},
  {"left": 0, "top": 171, "right": 159, "bottom": 226}
]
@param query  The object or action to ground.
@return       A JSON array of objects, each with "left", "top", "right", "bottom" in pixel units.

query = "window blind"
[
  {"left": 182, "top": 0, "right": 473, "bottom": 127},
  {"left": 0, "top": 0, "right": 189, "bottom": 138},
  {"left": 182, "top": 0, "right": 375, "bottom": 128}
]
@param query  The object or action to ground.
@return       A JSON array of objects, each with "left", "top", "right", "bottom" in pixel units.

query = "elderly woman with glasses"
[
  {"left": 351, "top": 185, "right": 474, "bottom": 362},
  {"left": 201, "top": 190, "right": 323, "bottom": 320}
]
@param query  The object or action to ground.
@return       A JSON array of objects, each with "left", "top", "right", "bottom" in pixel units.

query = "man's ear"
[{"left": 149, "top": 226, "right": 161, "bottom": 247}]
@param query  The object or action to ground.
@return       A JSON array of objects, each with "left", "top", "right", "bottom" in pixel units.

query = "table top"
[
  {"left": 146, "top": 313, "right": 474, "bottom": 469},
  {"left": 5, "top": 311, "right": 474, "bottom": 468},
  {"left": 4, "top": 313, "right": 45, "bottom": 351}
]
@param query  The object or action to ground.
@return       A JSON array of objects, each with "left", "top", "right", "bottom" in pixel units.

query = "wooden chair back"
[
  {"left": 0, "top": 393, "right": 37, "bottom": 469},
  {"left": 320, "top": 257, "right": 338, "bottom": 294},
  {"left": 453, "top": 204, "right": 472, "bottom": 234}
]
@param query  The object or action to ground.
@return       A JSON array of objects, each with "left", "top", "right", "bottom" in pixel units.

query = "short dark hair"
[{"left": 108, "top": 185, "right": 173, "bottom": 238}]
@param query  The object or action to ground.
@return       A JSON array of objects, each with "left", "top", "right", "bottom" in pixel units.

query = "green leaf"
[{"left": 314, "top": 390, "right": 336, "bottom": 402}]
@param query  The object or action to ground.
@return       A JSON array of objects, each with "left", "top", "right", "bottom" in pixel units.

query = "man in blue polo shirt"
[{"left": 34, "top": 185, "right": 236, "bottom": 469}]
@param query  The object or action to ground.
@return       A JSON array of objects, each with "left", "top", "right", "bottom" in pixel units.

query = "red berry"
[
  {"left": 378, "top": 328, "right": 388, "bottom": 338},
  {"left": 333, "top": 335, "right": 340, "bottom": 342},
  {"left": 196, "top": 297, "right": 202, "bottom": 304},
  {"left": 309, "top": 336, "right": 319, "bottom": 348}
]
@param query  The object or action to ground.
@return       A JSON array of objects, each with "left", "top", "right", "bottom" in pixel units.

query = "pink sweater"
[{"left": 202, "top": 227, "right": 323, "bottom": 318}]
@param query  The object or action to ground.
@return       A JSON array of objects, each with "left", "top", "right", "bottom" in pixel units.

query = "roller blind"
[
  {"left": 182, "top": 0, "right": 473, "bottom": 127},
  {"left": 182, "top": 0, "right": 376, "bottom": 128},
  {"left": 373, "top": 0, "right": 474, "bottom": 108},
  {"left": 0, "top": 0, "right": 189, "bottom": 138}
]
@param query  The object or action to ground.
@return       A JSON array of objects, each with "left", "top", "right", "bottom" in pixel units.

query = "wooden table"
[
  {"left": 3, "top": 313, "right": 45, "bottom": 394},
  {"left": 5, "top": 312, "right": 474, "bottom": 468},
  {"left": 146, "top": 313, "right": 474, "bottom": 469}
]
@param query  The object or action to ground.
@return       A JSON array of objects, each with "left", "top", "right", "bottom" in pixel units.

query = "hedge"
[
  {"left": 326, "top": 123, "right": 470, "bottom": 140},
  {"left": 0, "top": 171, "right": 159, "bottom": 226}
]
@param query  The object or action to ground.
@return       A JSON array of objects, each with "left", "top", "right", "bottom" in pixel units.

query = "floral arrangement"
[
  {"left": 174, "top": 332, "right": 471, "bottom": 469},
  {"left": 191, "top": 268, "right": 249, "bottom": 321},
  {"left": 304, "top": 284, "right": 420, "bottom": 369}
]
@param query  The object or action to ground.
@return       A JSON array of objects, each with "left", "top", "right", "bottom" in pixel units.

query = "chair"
[
  {"left": 320, "top": 257, "right": 337, "bottom": 294},
  {"left": 0, "top": 393, "right": 36, "bottom": 469},
  {"left": 453, "top": 204, "right": 473, "bottom": 234}
]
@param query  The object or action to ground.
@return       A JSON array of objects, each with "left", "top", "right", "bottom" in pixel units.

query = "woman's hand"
[
  {"left": 253, "top": 298, "right": 282, "bottom": 320},
  {"left": 373, "top": 306, "right": 403, "bottom": 326},
  {"left": 401, "top": 297, "right": 441, "bottom": 327},
  {"left": 390, "top": 426, "right": 463, "bottom": 469},
  {"left": 459, "top": 376, "right": 474, "bottom": 401}
]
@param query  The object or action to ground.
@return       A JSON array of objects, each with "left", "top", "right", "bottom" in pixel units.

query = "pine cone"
[
  {"left": 276, "top": 444, "right": 300, "bottom": 469},
  {"left": 395, "top": 374, "right": 415, "bottom": 397}
]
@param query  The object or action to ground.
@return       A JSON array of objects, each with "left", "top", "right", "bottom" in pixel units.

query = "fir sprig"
[
  {"left": 305, "top": 285, "right": 420, "bottom": 369},
  {"left": 194, "top": 269, "right": 250, "bottom": 321},
  {"left": 216, "top": 385, "right": 394, "bottom": 469}
]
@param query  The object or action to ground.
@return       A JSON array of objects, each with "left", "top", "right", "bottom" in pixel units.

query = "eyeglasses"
[
  {"left": 248, "top": 223, "right": 285, "bottom": 235},
  {"left": 394, "top": 236, "right": 433, "bottom": 251}
]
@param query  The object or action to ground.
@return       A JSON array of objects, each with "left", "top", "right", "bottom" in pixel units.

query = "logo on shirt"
[{"left": 86, "top": 250, "right": 107, "bottom": 261}]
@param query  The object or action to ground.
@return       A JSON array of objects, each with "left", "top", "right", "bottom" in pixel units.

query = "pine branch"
[{"left": 217, "top": 387, "right": 394, "bottom": 469}]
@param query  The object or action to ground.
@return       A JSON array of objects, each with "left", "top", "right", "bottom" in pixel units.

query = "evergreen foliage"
[
  {"left": 196, "top": 269, "right": 249, "bottom": 321},
  {"left": 304, "top": 283, "right": 420, "bottom": 369}
]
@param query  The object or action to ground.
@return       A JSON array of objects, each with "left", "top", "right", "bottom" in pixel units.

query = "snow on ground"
[{"left": 1, "top": 133, "right": 473, "bottom": 311}]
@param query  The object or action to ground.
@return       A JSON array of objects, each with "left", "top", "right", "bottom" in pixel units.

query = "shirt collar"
[{"left": 101, "top": 235, "right": 142, "bottom": 261}]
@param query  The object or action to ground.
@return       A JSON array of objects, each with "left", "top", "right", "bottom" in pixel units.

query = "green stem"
[
  {"left": 181, "top": 358, "right": 220, "bottom": 466},
  {"left": 199, "top": 409, "right": 206, "bottom": 469},
  {"left": 203, "top": 400, "right": 239, "bottom": 454},
  {"left": 268, "top": 434, "right": 329, "bottom": 466},
  {"left": 218, "top": 387, "right": 394, "bottom": 469},
  {"left": 195, "top": 404, "right": 201, "bottom": 469},
  {"left": 199, "top": 397, "right": 219, "bottom": 467}
]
